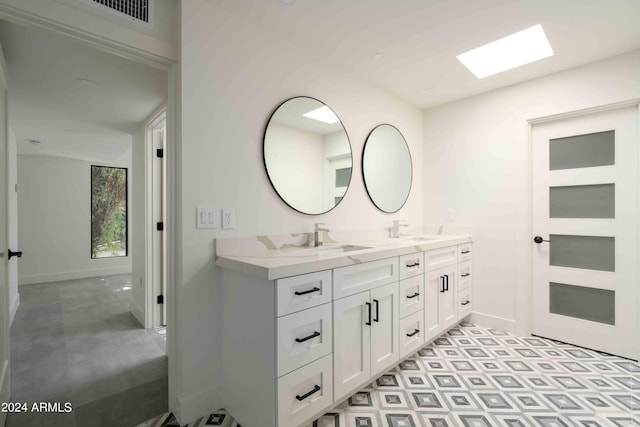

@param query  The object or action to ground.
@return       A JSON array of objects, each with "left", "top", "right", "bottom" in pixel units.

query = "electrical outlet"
[
  {"left": 222, "top": 208, "right": 236, "bottom": 229},
  {"left": 446, "top": 208, "right": 455, "bottom": 222}
]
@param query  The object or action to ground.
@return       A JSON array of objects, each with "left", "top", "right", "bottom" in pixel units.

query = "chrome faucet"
[
  {"left": 314, "top": 223, "right": 330, "bottom": 247},
  {"left": 391, "top": 220, "right": 408, "bottom": 238}
]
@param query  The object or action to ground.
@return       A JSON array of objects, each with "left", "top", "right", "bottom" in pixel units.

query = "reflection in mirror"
[
  {"left": 264, "top": 97, "right": 352, "bottom": 215},
  {"left": 363, "top": 124, "right": 412, "bottom": 213}
]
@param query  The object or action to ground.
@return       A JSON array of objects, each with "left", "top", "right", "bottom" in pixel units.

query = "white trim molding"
[
  {"left": 19, "top": 267, "right": 132, "bottom": 285},
  {"left": 9, "top": 293, "right": 19, "bottom": 326}
]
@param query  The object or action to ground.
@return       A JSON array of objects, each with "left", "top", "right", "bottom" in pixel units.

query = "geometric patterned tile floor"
[{"left": 137, "top": 322, "right": 639, "bottom": 427}]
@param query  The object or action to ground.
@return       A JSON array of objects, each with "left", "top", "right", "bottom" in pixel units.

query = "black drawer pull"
[
  {"left": 406, "top": 262, "right": 420, "bottom": 268},
  {"left": 406, "top": 329, "right": 420, "bottom": 337},
  {"left": 295, "top": 287, "right": 320, "bottom": 296},
  {"left": 295, "top": 331, "right": 320, "bottom": 343},
  {"left": 365, "top": 302, "right": 371, "bottom": 326},
  {"left": 406, "top": 292, "right": 420, "bottom": 299},
  {"left": 461, "top": 273, "right": 470, "bottom": 277},
  {"left": 461, "top": 300, "right": 471, "bottom": 306},
  {"left": 461, "top": 250, "right": 470, "bottom": 254},
  {"left": 296, "top": 384, "right": 321, "bottom": 401}
]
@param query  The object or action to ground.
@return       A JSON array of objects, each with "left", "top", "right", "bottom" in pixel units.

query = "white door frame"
[
  {"left": 520, "top": 98, "right": 640, "bottom": 361},
  {"left": 0, "top": 6, "right": 180, "bottom": 413},
  {"left": 145, "top": 107, "right": 167, "bottom": 328}
]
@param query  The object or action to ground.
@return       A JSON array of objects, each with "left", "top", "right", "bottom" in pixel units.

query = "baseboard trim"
[
  {"left": 19, "top": 266, "right": 132, "bottom": 285},
  {"left": 131, "top": 301, "right": 145, "bottom": 328},
  {"left": 469, "top": 311, "right": 518, "bottom": 335},
  {"left": 10, "top": 292, "right": 19, "bottom": 326},
  {"left": 173, "top": 386, "right": 220, "bottom": 426}
]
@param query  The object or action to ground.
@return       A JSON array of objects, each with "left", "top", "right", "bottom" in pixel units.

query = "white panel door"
[
  {"left": 532, "top": 105, "right": 638, "bottom": 359},
  {"left": 424, "top": 270, "right": 442, "bottom": 342},
  {"left": 0, "top": 44, "right": 9, "bottom": 426},
  {"left": 370, "top": 282, "right": 399, "bottom": 376},
  {"left": 333, "top": 291, "right": 370, "bottom": 400}
]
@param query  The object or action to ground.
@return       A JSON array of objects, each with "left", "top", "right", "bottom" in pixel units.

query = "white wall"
[
  {"left": 7, "top": 128, "right": 18, "bottom": 323},
  {"left": 0, "top": 0, "right": 178, "bottom": 62},
  {"left": 17, "top": 153, "right": 132, "bottom": 285},
  {"left": 265, "top": 123, "right": 324, "bottom": 213},
  {"left": 177, "top": 1, "right": 424, "bottom": 421},
  {"left": 422, "top": 50, "right": 640, "bottom": 334}
]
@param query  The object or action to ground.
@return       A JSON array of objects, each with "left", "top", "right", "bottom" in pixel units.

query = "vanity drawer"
[
  {"left": 399, "top": 252, "right": 424, "bottom": 279},
  {"left": 276, "top": 270, "right": 332, "bottom": 317},
  {"left": 458, "top": 288, "right": 472, "bottom": 319},
  {"left": 277, "top": 353, "right": 333, "bottom": 427},
  {"left": 276, "top": 303, "right": 332, "bottom": 377},
  {"left": 333, "top": 257, "right": 398, "bottom": 300},
  {"left": 400, "top": 275, "right": 424, "bottom": 319},
  {"left": 458, "top": 243, "right": 472, "bottom": 261},
  {"left": 425, "top": 246, "right": 458, "bottom": 270},
  {"left": 458, "top": 260, "right": 472, "bottom": 291},
  {"left": 400, "top": 310, "right": 424, "bottom": 358}
]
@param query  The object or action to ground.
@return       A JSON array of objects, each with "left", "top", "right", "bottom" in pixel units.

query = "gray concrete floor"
[{"left": 7, "top": 274, "right": 168, "bottom": 427}]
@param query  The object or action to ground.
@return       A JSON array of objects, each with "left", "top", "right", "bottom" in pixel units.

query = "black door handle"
[
  {"left": 534, "top": 236, "right": 550, "bottom": 244},
  {"left": 8, "top": 249, "right": 22, "bottom": 260},
  {"left": 440, "top": 276, "right": 445, "bottom": 293},
  {"left": 373, "top": 299, "right": 379, "bottom": 323},
  {"left": 444, "top": 275, "right": 449, "bottom": 292}
]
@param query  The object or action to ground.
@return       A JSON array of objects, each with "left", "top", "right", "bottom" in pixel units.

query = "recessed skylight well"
[
  {"left": 457, "top": 24, "right": 553, "bottom": 79},
  {"left": 303, "top": 106, "right": 339, "bottom": 124}
]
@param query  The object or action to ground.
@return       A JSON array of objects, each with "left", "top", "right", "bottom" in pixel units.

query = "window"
[{"left": 91, "top": 165, "right": 128, "bottom": 258}]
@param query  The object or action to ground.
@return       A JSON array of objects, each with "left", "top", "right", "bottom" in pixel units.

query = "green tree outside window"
[{"left": 91, "top": 165, "right": 127, "bottom": 258}]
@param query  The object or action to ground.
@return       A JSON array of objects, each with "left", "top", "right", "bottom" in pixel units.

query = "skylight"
[
  {"left": 303, "top": 106, "right": 340, "bottom": 124},
  {"left": 457, "top": 24, "right": 554, "bottom": 79}
]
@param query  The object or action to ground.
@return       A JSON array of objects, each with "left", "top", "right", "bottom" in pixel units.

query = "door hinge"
[
  {"left": 157, "top": 222, "right": 164, "bottom": 231},
  {"left": 156, "top": 148, "right": 164, "bottom": 158},
  {"left": 157, "top": 295, "right": 164, "bottom": 304}
]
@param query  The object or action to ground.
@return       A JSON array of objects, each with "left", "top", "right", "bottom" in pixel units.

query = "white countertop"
[{"left": 216, "top": 234, "right": 472, "bottom": 280}]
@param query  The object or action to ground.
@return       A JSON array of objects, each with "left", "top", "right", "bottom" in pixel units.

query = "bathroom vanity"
[{"left": 216, "top": 234, "right": 472, "bottom": 427}]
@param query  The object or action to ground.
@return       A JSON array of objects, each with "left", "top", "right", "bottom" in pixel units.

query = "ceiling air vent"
[{"left": 86, "top": 0, "right": 154, "bottom": 28}]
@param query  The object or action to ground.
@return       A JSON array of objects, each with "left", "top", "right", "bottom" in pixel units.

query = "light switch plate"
[{"left": 196, "top": 207, "right": 218, "bottom": 229}]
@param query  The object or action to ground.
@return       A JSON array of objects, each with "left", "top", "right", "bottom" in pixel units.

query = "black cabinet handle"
[
  {"left": 461, "top": 273, "right": 470, "bottom": 277},
  {"left": 365, "top": 302, "right": 371, "bottom": 326},
  {"left": 444, "top": 275, "right": 449, "bottom": 292},
  {"left": 406, "top": 292, "right": 420, "bottom": 299},
  {"left": 461, "top": 300, "right": 471, "bottom": 306},
  {"left": 373, "top": 299, "right": 379, "bottom": 322},
  {"left": 440, "top": 276, "right": 445, "bottom": 293},
  {"left": 295, "top": 331, "right": 320, "bottom": 343},
  {"left": 8, "top": 249, "right": 22, "bottom": 260},
  {"left": 295, "top": 287, "right": 320, "bottom": 296},
  {"left": 461, "top": 250, "right": 471, "bottom": 254},
  {"left": 406, "top": 329, "right": 420, "bottom": 337},
  {"left": 406, "top": 262, "right": 420, "bottom": 268},
  {"left": 296, "top": 385, "right": 321, "bottom": 401}
]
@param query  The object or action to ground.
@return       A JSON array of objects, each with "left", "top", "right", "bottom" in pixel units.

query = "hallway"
[{"left": 8, "top": 274, "right": 167, "bottom": 427}]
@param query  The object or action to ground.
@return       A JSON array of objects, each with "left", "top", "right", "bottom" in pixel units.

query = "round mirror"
[
  {"left": 263, "top": 97, "right": 353, "bottom": 215},
  {"left": 362, "top": 124, "right": 412, "bottom": 213}
]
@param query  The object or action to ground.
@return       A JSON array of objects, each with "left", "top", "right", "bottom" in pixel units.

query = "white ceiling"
[
  {"left": 0, "top": 20, "right": 167, "bottom": 163},
  {"left": 215, "top": 0, "right": 640, "bottom": 108}
]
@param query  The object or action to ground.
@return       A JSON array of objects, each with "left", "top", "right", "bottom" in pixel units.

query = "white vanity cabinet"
[
  {"left": 332, "top": 259, "right": 400, "bottom": 401},
  {"left": 217, "top": 236, "right": 472, "bottom": 427}
]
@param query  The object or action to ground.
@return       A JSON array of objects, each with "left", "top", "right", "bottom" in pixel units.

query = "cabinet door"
[
  {"left": 424, "top": 270, "right": 443, "bottom": 342},
  {"left": 333, "top": 291, "right": 371, "bottom": 400},
  {"left": 439, "top": 266, "right": 458, "bottom": 329},
  {"left": 370, "top": 282, "right": 399, "bottom": 376}
]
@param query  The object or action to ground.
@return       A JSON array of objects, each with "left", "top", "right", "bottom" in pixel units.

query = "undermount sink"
[
  {"left": 314, "top": 244, "right": 372, "bottom": 254},
  {"left": 404, "top": 236, "right": 438, "bottom": 241}
]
